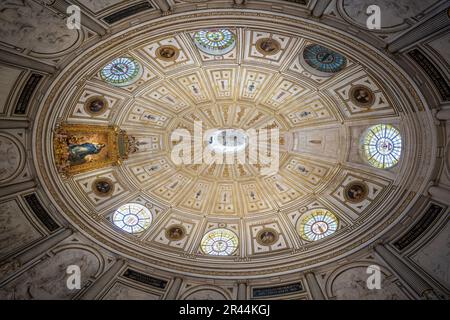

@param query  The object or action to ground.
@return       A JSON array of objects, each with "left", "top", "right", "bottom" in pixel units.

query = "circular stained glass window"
[
  {"left": 112, "top": 203, "right": 152, "bottom": 234},
  {"left": 298, "top": 209, "right": 338, "bottom": 242},
  {"left": 200, "top": 228, "right": 238, "bottom": 256},
  {"left": 193, "top": 29, "right": 236, "bottom": 56},
  {"left": 100, "top": 57, "right": 142, "bottom": 87},
  {"left": 303, "top": 44, "right": 347, "bottom": 73},
  {"left": 362, "top": 124, "right": 402, "bottom": 169}
]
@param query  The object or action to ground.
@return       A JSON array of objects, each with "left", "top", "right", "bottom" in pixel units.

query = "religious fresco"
[
  {"left": 53, "top": 123, "right": 133, "bottom": 177},
  {"left": 256, "top": 228, "right": 279, "bottom": 246}
]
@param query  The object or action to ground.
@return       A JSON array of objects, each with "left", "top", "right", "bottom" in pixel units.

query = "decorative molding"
[
  {"left": 408, "top": 49, "right": 450, "bottom": 101},
  {"left": 393, "top": 202, "right": 446, "bottom": 251}
]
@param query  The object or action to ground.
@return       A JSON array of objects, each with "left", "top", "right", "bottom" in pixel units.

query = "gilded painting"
[{"left": 53, "top": 123, "right": 129, "bottom": 177}]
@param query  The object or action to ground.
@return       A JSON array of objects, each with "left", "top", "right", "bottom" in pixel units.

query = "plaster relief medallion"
[
  {"left": 0, "top": 0, "right": 80, "bottom": 55},
  {"left": 362, "top": 124, "right": 402, "bottom": 169},
  {"left": 350, "top": 85, "right": 374, "bottom": 108},
  {"left": 256, "top": 38, "right": 281, "bottom": 56},
  {"left": 156, "top": 45, "right": 180, "bottom": 61},
  {"left": 298, "top": 209, "right": 338, "bottom": 242},
  {"left": 0, "top": 135, "right": 23, "bottom": 183},
  {"left": 207, "top": 128, "right": 248, "bottom": 154},
  {"left": 166, "top": 224, "right": 187, "bottom": 241},
  {"left": 193, "top": 29, "right": 236, "bottom": 56},
  {"left": 92, "top": 178, "right": 114, "bottom": 196},
  {"left": 256, "top": 228, "right": 279, "bottom": 246},
  {"left": 200, "top": 228, "right": 238, "bottom": 256},
  {"left": 84, "top": 96, "right": 108, "bottom": 115},
  {"left": 344, "top": 181, "right": 369, "bottom": 203}
]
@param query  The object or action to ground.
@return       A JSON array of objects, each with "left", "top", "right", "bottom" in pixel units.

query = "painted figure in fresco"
[{"left": 68, "top": 142, "right": 105, "bottom": 165}]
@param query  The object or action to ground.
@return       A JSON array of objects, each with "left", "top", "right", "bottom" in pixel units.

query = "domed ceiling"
[{"left": 34, "top": 11, "right": 434, "bottom": 278}]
